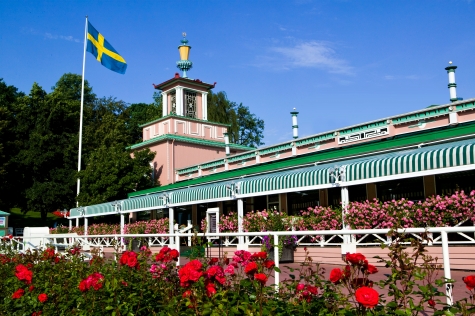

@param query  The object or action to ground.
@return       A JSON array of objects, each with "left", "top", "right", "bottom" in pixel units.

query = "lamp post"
[{"left": 176, "top": 32, "right": 193, "bottom": 78}]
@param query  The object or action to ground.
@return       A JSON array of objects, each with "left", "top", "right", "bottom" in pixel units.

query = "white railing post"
[
  {"left": 441, "top": 231, "right": 453, "bottom": 306},
  {"left": 120, "top": 213, "right": 125, "bottom": 248},
  {"left": 237, "top": 199, "right": 246, "bottom": 250},
  {"left": 169, "top": 207, "right": 174, "bottom": 247},
  {"left": 84, "top": 217, "right": 88, "bottom": 236},
  {"left": 176, "top": 231, "right": 181, "bottom": 266},
  {"left": 274, "top": 233, "right": 280, "bottom": 292}
]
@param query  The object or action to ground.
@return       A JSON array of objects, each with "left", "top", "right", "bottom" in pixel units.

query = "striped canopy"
[
  {"left": 122, "top": 194, "right": 166, "bottom": 212},
  {"left": 239, "top": 165, "right": 332, "bottom": 195},
  {"left": 345, "top": 138, "right": 475, "bottom": 182},
  {"left": 171, "top": 183, "right": 232, "bottom": 205}
]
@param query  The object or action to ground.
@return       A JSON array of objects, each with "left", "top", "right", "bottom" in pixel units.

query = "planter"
[
  {"left": 269, "top": 246, "right": 295, "bottom": 263},
  {"left": 131, "top": 239, "right": 141, "bottom": 252}
]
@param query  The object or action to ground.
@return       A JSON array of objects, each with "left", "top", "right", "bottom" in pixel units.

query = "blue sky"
[{"left": 1, "top": 0, "right": 475, "bottom": 147}]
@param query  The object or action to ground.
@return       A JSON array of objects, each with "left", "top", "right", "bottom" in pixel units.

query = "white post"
[
  {"left": 201, "top": 92, "right": 208, "bottom": 120},
  {"left": 69, "top": 219, "right": 72, "bottom": 231},
  {"left": 175, "top": 87, "right": 183, "bottom": 116},
  {"left": 76, "top": 16, "right": 88, "bottom": 207},
  {"left": 76, "top": 218, "right": 79, "bottom": 227},
  {"left": 291, "top": 109, "right": 299, "bottom": 139},
  {"left": 441, "top": 231, "right": 453, "bottom": 305},
  {"left": 274, "top": 233, "right": 280, "bottom": 292},
  {"left": 169, "top": 207, "right": 174, "bottom": 247},
  {"left": 340, "top": 186, "right": 355, "bottom": 254},
  {"left": 120, "top": 213, "right": 125, "bottom": 248},
  {"left": 445, "top": 63, "right": 458, "bottom": 102},
  {"left": 162, "top": 91, "right": 168, "bottom": 117},
  {"left": 224, "top": 132, "right": 230, "bottom": 156},
  {"left": 237, "top": 199, "right": 247, "bottom": 250},
  {"left": 84, "top": 217, "right": 88, "bottom": 236}
]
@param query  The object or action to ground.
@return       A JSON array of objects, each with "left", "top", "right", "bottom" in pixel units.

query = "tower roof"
[{"left": 153, "top": 73, "right": 216, "bottom": 91}]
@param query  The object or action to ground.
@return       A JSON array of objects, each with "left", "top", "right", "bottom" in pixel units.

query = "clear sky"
[{"left": 1, "top": 0, "right": 475, "bottom": 147}]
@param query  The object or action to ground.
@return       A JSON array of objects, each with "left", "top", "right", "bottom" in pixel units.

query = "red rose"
[
  {"left": 12, "top": 288, "right": 25, "bottom": 299},
  {"left": 208, "top": 258, "right": 219, "bottom": 265},
  {"left": 32, "top": 312, "right": 42, "bottom": 316},
  {"left": 29, "top": 285, "right": 35, "bottom": 292},
  {"left": 463, "top": 275, "right": 475, "bottom": 290},
  {"left": 329, "top": 268, "right": 343, "bottom": 283},
  {"left": 121, "top": 281, "right": 128, "bottom": 287},
  {"left": 296, "top": 283, "right": 305, "bottom": 291},
  {"left": 306, "top": 285, "right": 318, "bottom": 295},
  {"left": 38, "top": 293, "right": 48, "bottom": 303},
  {"left": 355, "top": 286, "right": 379, "bottom": 308},
  {"left": 127, "top": 256, "right": 138, "bottom": 268},
  {"left": 366, "top": 264, "right": 378, "bottom": 274},
  {"left": 251, "top": 252, "right": 267, "bottom": 260},
  {"left": 78, "top": 280, "right": 88, "bottom": 292},
  {"left": 244, "top": 262, "right": 258, "bottom": 274},
  {"left": 120, "top": 252, "right": 129, "bottom": 265},
  {"left": 428, "top": 299, "right": 436, "bottom": 307},
  {"left": 346, "top": 253, "right": 366, "bottom": 265},
  {"left": 263, "top": 260, "right": 275, "bottom": 269},
  {"left": 15, "top": 264, "right": 33, "bottom": 284},
  {"left": 182, "top": 290, "right": 192, "bottom": 298},
  {"left": 205, "top": 283, "right": 216, "bottom": 297},
  {"left": 254, "top": 273, "right": 268, "bottom": 285}
]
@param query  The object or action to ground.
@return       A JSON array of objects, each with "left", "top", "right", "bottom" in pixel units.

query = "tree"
[
  {"left": 207, "top": 91, "right": 264, "bottom": 147},
  {"left": 0, "top": 79, "right": 23, "bottom": 210},
  {"left": 125, "top": 92, "right": 162, "bottom": 144},
  {"left": 236, "top": 103, "right": 265, "bottom": 147},
  {"left": 77, "top": 146, "right": 155, "bottom": 206}
]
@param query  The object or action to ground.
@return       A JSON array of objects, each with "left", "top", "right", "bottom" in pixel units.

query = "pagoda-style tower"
[{"left": 130, "top": 34, "right": 252, "bottom": 186}]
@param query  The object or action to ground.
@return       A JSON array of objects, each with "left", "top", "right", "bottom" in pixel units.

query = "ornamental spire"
[{"left": 177, "top": 32, "right": 193, "bottom": 78}]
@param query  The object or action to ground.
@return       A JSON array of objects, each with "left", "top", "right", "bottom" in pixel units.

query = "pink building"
[{"left": 129, "top": 36, "right": 252, "bottom": 186}]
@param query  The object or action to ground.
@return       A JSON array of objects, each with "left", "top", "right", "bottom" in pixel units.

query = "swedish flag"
[{"left": 86, "top": 21, "right": 127, "bottom": 74}]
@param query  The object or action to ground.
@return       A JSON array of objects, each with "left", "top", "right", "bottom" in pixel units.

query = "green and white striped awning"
[
  {"left": 239, "top": 165, "right": 332, "bottom": 195},
  {"left": 86, "top": 202, "right": 116, "bottom": 217},
  {"left": 122, "top": 194, "right": 166, "bottom": 212},
  {"left": 345, "top": 138, "right": 475, "bottom": 182},
  {"left": 170, "top": 183, "right": 232, "bottom": 205}
]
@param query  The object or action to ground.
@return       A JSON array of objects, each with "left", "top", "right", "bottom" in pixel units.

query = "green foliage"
[{"left": 126, "top": 91, "right": 162, "bottom": 144}]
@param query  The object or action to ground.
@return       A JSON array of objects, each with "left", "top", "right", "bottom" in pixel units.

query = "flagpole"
[{"left": 77, "top": 16, "right": 88, "bottom": 207}]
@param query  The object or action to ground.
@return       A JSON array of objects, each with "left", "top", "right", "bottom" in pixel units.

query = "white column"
[
  {"left": 76, "top": 218, "right": 79, "bottom": 227},
  {"left": 175, "top": 87, "right": 183, "bottom": 116},
  {"left": 169, "top": 207, "right": 174, "bottom": 247},
  {"left": 69, "top": 219, "right": 72, "bottom": 231},
  {"left": 237, "top": 199, "right": 247, "bottom": 250},
  {"left": 445, "top": 64, "right": 458, "bottom": 102},
  {"left": 224, "top": 132, "right": 230, "bottom": 156},
  {"left": 201, "top": 92, "right": 208, "bottom": 120},
  {"left": 340, "top": 186, "right": 355, "bottom": 254},
  {"left": 291, "top": 109, "right": 299, "bottom": 139},
  {"left": 84, "top": 217, "right": 88, "bottom": 236},
  {"left": 162, "top": 91, "right": 168, "bottom": 117},
  {"left": 120, "top": 213, "right": 125, "bottom": 248}
]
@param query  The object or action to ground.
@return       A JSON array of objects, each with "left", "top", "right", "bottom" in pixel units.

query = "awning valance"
[
  {"left": 345, "top": 138, "right": 475, "bottom": 182},
  {"left": 170, "top": 183, "right": 233, "bottom": 205},
  {"left": 239, "top": 165, "right": 332, "bottom": 196},
  {"left": 122, "top": 194, "right": 166, "bottom": 212}
]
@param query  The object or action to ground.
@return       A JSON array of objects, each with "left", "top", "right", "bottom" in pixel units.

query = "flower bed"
[
  {"left": 50, "top": 219, "right": 170, "bottom": 236},
  {"left": 1, "top": 232, "right": 475, "bottom": 315}
]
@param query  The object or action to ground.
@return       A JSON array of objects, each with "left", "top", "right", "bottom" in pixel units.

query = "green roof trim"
[
  {"left": 392, "top": 107, "right": 449, "bottom": 125},
  {"left": 201, "top": 159, "right": 225, "bottom": 170},
  {"left": 139, "top": 114, "right": 231, "bottom": 128},
  {"left": 339, "top": 121, "right": 388, "bottom": 136},
  {"left": 456, "top": 101, "right": 475, "bottom": 112},
  {"left": 177, "top": 166, "right": 200, "bottom": 175},
  {"left": 129, "top": 134, "right": 254, "bottom": 151},
  {"left": 295, "top": 133, "right": 334, "bottom": 147},
  {"left": 128, "top": 121, "right": 475, "bottom": 198},
  {"left": 227, "top": 152, "right": 257, "bottom": 163},
  {"left": 0, "top": 210, "right": 10, "bottom": 216},
  {"left": 259, "top": 143, "right": 293, "bottom": 156}
]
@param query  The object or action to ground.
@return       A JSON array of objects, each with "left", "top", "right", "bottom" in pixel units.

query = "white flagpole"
[{"left": 77, "top": 16, "right": 88, "bottom": 207}]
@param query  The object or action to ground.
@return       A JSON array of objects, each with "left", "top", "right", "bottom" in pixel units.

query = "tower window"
[{"left": 185, "top": 90, "right": 197, "bottom": 118}]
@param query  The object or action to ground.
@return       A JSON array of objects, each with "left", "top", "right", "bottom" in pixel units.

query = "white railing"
[{"left": 6, "top": 226, "right": 475, "bottom": 305}]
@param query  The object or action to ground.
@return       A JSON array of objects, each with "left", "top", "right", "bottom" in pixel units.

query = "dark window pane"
[
  {"left": 287, "top": 190, "right": 320, "bottom": 215},
  {"left": 436, "top": 170, "right": 475, "bottom": 196},
  {"left": 376, "top": 177, "right": 424, "bottom": 202}
]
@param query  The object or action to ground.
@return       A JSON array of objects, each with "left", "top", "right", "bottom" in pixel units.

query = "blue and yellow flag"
[{"left": 86, "top": 21, "right": 127, "bottom": 74}]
